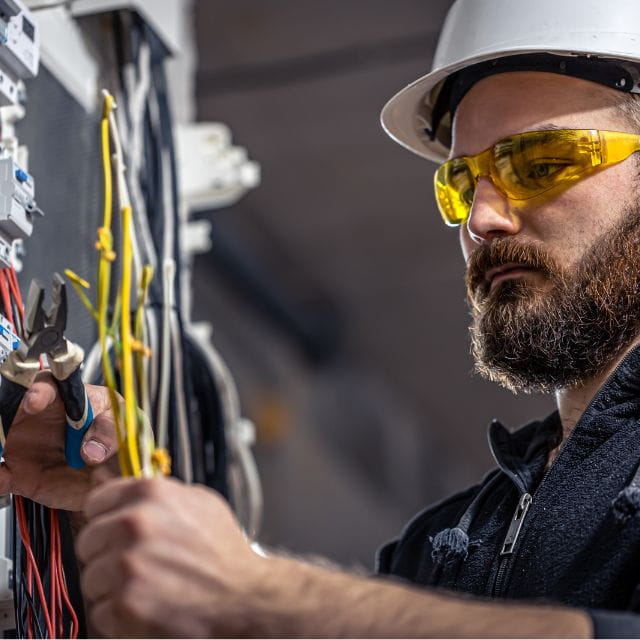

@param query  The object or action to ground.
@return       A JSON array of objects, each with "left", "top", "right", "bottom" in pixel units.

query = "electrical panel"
[
  {"left": 0, "top": 0, "right": 43, "bottom": 269},
  {"left": 0, "top": 157, "right": 41, "bottom": 238},
  {"left": 0, "top": 313, "right": 18, "bottom": 363},
  {"left": 0, "top": 0, "right": 38, "bottom": 105}
]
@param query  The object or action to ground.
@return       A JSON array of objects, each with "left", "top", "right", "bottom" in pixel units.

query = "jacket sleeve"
[{"left": 588, "top": 609, "right": 640, "bottom": 638}]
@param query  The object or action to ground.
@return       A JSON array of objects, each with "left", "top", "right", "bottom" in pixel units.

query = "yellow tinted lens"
[
  {"left": 492, "top": 130, "right": 598, "bottom": 200},
  {"left": 434, "top": 159, "right": 476, "bottom": 226}
]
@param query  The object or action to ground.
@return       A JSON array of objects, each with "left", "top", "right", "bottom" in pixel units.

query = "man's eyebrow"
[{"left": 528, "top": 123, "right": 564, "bottom": 132}]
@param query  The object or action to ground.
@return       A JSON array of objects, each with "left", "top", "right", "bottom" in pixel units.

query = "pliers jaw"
[{"left": 22, "top": 273, "right": 68, "bottom": 363}]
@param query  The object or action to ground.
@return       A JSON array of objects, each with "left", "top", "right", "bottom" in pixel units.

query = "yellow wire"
[
  {"left": 64, "top": 270, "right": 98, "bottom": 322},
  {"left": 120, "top": 204, "right": 142, "bottom": 477},
  {"left": 98, "top": 91, "right": 129, "bottom": 476}
]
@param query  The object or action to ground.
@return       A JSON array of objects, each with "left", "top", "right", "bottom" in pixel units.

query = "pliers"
[{"left": 0, "top": 273, "right": 94, "bottom": 469}]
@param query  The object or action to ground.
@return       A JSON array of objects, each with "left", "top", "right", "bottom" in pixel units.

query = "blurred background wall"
[{"left": 190, "top": 0, "right": 554, "bottom": 567}]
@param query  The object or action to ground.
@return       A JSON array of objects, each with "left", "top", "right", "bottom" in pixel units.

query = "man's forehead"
[{"left": 450, "top": 72, "right": 626, "bottom": 157}]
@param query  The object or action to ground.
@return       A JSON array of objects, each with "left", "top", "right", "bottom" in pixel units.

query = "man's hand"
[
  {"left": 77, "top": 476, "right": 263, "bottom": 638},
  {"left": 77, "top": 476, "right": 593, "bottom": 639},
  {"left": 0, "top": 373, "right": 119, "bottom": 511}
]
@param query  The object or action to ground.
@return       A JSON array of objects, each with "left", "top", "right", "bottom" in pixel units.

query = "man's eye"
[
  {"left": 461, "top": 187, "right": 475, "bottom": 205},
  {"left": 527, "top": 162, "right": 567, "bottom": 179}
]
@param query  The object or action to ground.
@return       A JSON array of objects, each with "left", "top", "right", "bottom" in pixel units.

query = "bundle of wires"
[
  {"left": 66, "top": 90, "right": 168, "bottom": 478},
  {"left": 68, "top": 9, "right": 262, "bottom": 538},
  {"left": 0, "top": 266, "right": 81, "bottom": 639}
]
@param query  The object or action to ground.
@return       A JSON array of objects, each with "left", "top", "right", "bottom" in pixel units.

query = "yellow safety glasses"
[{"left": 434, "top": 129, "right": 640, "bottom": 226}]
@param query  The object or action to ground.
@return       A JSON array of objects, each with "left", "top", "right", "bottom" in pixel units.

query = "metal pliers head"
[{"left": 21, "top": 272, "right": 68, "bottom": 362}]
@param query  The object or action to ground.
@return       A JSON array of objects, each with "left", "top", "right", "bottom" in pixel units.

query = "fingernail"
[
  {"left": 22, "top": 390, "right": 37, "bottom": 411},
  {"left": 83, "top": 440, "right": 107, "bottom": 463}
]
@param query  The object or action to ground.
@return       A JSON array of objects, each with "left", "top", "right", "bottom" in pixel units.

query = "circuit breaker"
[{"left": 0, "top": 0, "right": 38, "bottom": 106}]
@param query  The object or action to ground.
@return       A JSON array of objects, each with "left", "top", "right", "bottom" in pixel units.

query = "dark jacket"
[{"left": 377, "top": 345, "right": 640, "bottom": 637}]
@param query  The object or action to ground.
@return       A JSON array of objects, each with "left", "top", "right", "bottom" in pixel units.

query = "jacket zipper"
[
  {"left": 488, "top": 348, "right": 639, "bottom": 598},
  {"left": 491, "top": 492, "right": 532, "bottom": 596}
]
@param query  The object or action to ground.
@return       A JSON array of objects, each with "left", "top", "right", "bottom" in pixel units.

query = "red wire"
[
  {"left": 53, "top": 515, "right": 61, "bottom": 639},
  {"left": 26, "top": 551, "right": 32, "bottom": 640},
  {"left": 49, "top": 510, "right": 57, "bottom": 637},
  {"left": 6, "top": 268, "right": 23, "bottom": 329},
  {"left": 0, "top": 271, "right": 13, "bottom": 329},
  {"left": 51, "top": 509, "right": 79, "bottom": 639},
  {"left": 16, "top": 497, "right": 53, "bottom": 639},
  {"left": 9, "top": 269, "right": 80, "bottom": 638},
  {"left": 58, "top": 564, "right": 78, "bottom": 638},
  {"left": 7, "top": 267, "right": 22, "bottom": 308}
]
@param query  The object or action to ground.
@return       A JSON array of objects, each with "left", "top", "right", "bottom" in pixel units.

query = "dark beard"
[{"left": 466, "top": 207, "right": 640, "bottom": 393}]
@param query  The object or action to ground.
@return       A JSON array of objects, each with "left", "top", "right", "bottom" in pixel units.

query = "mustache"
[{"left": 465, "top": 239, "right": 558, "bottom": 297}]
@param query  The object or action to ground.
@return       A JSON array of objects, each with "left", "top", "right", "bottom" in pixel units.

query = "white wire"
[
  {"left": 139, "top": 311, "right": 152, "bottom": 420},
  {"left": 187, "top": 325, "right": 263, "bottom": 538},
  {"left": 106, "top": 97, "right": 131, "bottom": 211},
  {"left": 160, "top": 148, "right": 175, "bottom": 268},
  {"left": 145, "top": 306, "right": 159, "bottom": 397},
  {"left": 139, "top": 409, "right": 154, "bottom": 478},
  {"left": 109, "top": 96, "right": 143, "bottom": 286},
  {"left": 124, "top": 43, "right": 158, "bottom": 271},
  {"left": 229, "top": 418, "right": 263, "bottom": 540},
  {"left": 156, "top": 259, "right": 174, "bottom": 450},
  {"left": 81, "top": 339, "right": 103, "bottom": 384},
  {"left": 170, "top": 311, "right": 192, "bottom": 483}
]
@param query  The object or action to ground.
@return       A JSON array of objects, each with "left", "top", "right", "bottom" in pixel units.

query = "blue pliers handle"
[
  {"left": 0, "top": 368, "right": 94, "bottom": 469},
  {"left": 0, "top": 377, "right": 27, "bottom": 457},
  {"left": 54, "top": 368, "right": 94, "bottom": 469}
]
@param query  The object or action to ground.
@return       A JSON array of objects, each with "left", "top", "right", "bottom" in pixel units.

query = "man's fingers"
[
  {"left": 20, "top": 375, "right": 58, "bottom": 416},
  {"left": 86, "top": 384, "right": 121, "bottom": 418},
  {"left": 80, "top": 550, "right": 127, "bottom": 602},
  {"left": 91, "top": 464, "right": 119, "bottom": 487},
  {"left": 81, "top": 413, "right": 119, "bottom": 465},
  {"left": 83, "top": 475, "right": 148, "bottom": 520},
  {"left": 77, "top": 505, "right": 148, "bottom": 565}
]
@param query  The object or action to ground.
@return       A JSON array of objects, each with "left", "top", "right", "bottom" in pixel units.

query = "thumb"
[
  {"left": 80, "top": 413, "right": 119, "bottom": 466},
  {"left": 21, "top": 375, "right": 58, "bottom": 416},
  {"left": 0, "top": 464, "right": 10, "bottom": 496}
]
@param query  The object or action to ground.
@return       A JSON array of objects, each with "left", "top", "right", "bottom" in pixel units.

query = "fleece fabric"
[{"left": 377, "top": 344, "right": 640, "bottom": 638}]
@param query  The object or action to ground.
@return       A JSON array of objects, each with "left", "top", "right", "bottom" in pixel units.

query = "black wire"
[
  {"left": 20, "top": 576, "right": 44, "bottom": 639},
  {"left": 36, "top": 505, "right": 50, "bottom": 598},
  {"left": 10, "top": 298, "right": 21, "bottom": 339},
  {"left": 11, "top": 498, "right": 22, "bottom": 639},
  {"left": 185, "top": 336, "right": 229, "bottom": 497}
]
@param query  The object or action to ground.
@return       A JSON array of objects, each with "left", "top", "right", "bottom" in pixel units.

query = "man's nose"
[{"left": 465, "top": 178, "right": 522, "bottom": 244}]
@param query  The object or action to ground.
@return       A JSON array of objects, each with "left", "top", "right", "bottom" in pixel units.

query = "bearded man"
[{"left": 11, "top": 0, "right": 640, "bottom": 637}]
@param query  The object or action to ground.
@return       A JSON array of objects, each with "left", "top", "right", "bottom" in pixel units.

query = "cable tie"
[{"left": 151, "top": 448, "right": 171, "bottom": 475}]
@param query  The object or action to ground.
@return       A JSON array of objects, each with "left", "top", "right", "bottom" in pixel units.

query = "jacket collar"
[{"left": 488, "top": 343, "right": 640, "bottom": 494}]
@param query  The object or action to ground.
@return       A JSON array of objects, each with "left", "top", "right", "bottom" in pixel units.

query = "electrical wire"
[
  {"left": 96, "top": 91, "right": 127, "bottom": 477},
  {"left": 15, "top": 498, "right": 52, "bottom": 639},
  {"left": 68, "top": 87, "right": 170, "bottom": 480},
  {"left": 156, "top": 260, "right": 173, "bottom": 452},
  {"left": 68, "top": 12, "right": 261, "bottom": 537},
  {"left": 169, "top": 311, "right": 192, "bottom": 482}
]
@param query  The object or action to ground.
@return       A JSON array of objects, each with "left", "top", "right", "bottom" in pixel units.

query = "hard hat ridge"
[
  {"left": 428, "top": 53, "right": 640, "bottom": 149},
  {"left": 381, "top": 0, "right": 640, "bottom": 163}
]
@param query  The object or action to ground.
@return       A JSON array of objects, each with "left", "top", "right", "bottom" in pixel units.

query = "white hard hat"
[{"left": 381, "top": 0, "right": 640, "bottom": 164}]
